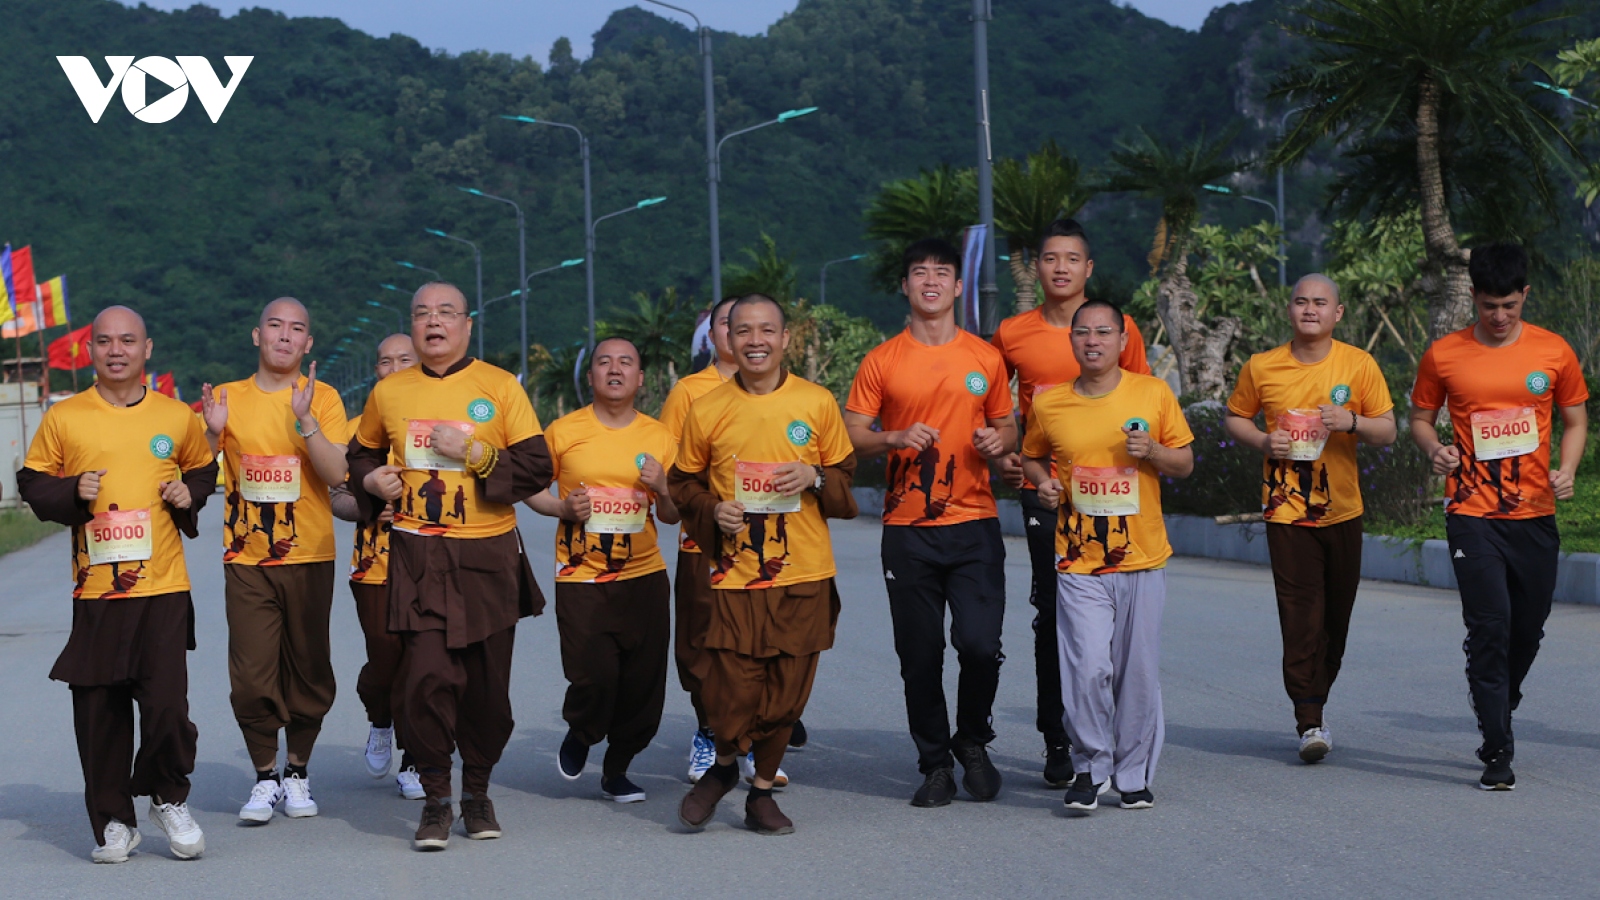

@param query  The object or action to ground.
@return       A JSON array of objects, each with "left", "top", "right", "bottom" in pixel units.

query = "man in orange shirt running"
[
  {"left": 1410, "top": 243, "right": 1588, "bottom": 791},
  {"left": 846, "top": 238, "right": 1016, "bottom": 807},
  {"left": 991, "top": 218, "right": 1149, "bottom": 786}
]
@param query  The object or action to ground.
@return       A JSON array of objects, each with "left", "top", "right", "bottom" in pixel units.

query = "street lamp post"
[
  {"left": 588, "top": 198, "right": 667, "bottom": 348},
  {"left": 395, "top": 260, "right": 442, "bottom": 283},
  {"left": 819, "top": 254, "right": 865, "bottom": 307},
  {"left": 643, "top": 0, "right": 718, "bottom": 300},
  {"left": 1204, "top": 184, "right": 1285, "bottom": 287},
  {"left": 425, "top": 228, "right": 485, "bottom": 359},
  {"left": 972, "top": 0, "right": 998, "bottom": 332},
  {"left": 709, "top": 106, "right": 818, "bottom": 304},
  {"left": 365, "top": 300, "right": 402, "bottom": 332},
  {"left": 460, "top": 187, "right": 529, "bottom": 381},
  {"left": 499, "top": 116, "right": 597, "bottom": 356},
  {"left": 1534, "top": 80, "right": 1599, "bottom": 110}
]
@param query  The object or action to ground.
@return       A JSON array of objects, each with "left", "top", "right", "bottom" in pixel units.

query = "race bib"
[
  {"left": 406, "top": 419, "right": 475, "bottom": 471},
  {"left": 1471, "top": 407, "right": 1538, "bottom": 461},
  {"left": 586, "top": 487, "right": 649, "bottom": 534},
  {"left": 87, "top": 507, "right": 153, "bottom": 566},
  {"left": 734, "top": 460, "right": 802, "bottom": 515},
  {"left": 1070, "top": 465, "right": 1140, "bottom": 517},
  {"left": 1278, "top": 409, "right": 1330, "bottom": 462},
  {"left": 240, "top": 454, "right": 302, "bottom": 503}
]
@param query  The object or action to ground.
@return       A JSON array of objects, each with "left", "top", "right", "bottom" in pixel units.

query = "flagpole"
[
  {"left": 12, "top": 331, "right": 25, "bottom": 444},
  {"left": 68, "top": 317, "right": 78, "bottom": 392},
  {"left": 33, "top": 295, "right": 48, "bottom": 400}
]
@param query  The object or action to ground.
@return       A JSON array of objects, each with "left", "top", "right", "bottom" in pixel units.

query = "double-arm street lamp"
[
  {"left": 425, "top": 228, "right": 485, "bottom": 359},
  {"left": 707, "top": 106, "right": 817, "bottom": 303},
  {"left": 588, "top": 198, "right": 667, "bottom": 347},
  {"left": 459, "top": 187, "right": 529, "bottom": 381},
  {"left": 1204, "top": 184, "right": 1285, "bottom": 288}
]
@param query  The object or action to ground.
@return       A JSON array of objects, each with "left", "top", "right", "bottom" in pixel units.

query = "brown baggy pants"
[
  {"left": 350, "top": 580, "right": 406, "bottom": 731},
  {"left": 401, "top": 626, "right": 516, "bottom": 800},
  {"left": 704, "top": 650, "right": 820, "bottom": 783},
  {"left": 224, "top": 562, "right": 337, "bottom": 769},
  {"left": 1266, "top": 518, "right": 1364, "bottom": 734},
  {"left": 556, "top": 570, "right": 670, "bottom": 775},
  {"left": 673, "top": 549, "right": 714, "bottom": 729}
]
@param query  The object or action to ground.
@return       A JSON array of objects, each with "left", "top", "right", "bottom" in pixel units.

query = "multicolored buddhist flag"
[
  {"left": 38, "top": 275, "right": 69, "bottom": 328},
  {"left": 0, "top": 245, "right": 15, "bottom": 328},
  {"left": 0, "top": 287, "right": 41, "bottom": 338}
]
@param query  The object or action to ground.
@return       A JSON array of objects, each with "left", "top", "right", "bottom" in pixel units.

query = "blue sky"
[{"left": 126, "top": 1, "right": 1228, "bottom": 63}]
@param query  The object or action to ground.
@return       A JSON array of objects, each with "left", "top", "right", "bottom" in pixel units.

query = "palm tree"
[
  {"left": 1271, "top": 0, "right": 1579, "bottom": 341},
  {"left": 534, "top": 341, "right": 585, "bottom": 418},
  {"left": 723, "top": 233, "right": 800, "bottom": 306},
  {"left": 1102, "top": 127, "right": 1247, "bottom": 398},
  {"left": 863, "top": 164, "right": 976, "bottom": 293},
  {"left": 993, "top": 140, "right": 1095, "bottom": 314},
  {"left": 599, "top": 287, "right": 696, "bottom": 414}
]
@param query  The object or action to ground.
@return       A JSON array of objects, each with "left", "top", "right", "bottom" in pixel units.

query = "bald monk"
[
  {"left": 19, "top": 306, "right": 219, "bottom": 862},
  {"left": 201, "top": 296, "right": 350, "bottom": 824}
]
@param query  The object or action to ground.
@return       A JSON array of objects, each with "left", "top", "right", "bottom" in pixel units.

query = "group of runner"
[{"left": 17, "top": 221, "right": 1586, "bottom": 862}]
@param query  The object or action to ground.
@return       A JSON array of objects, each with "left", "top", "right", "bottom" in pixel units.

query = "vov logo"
[{"left": 58, "top": 56, "right": 252, "bottom": 123}]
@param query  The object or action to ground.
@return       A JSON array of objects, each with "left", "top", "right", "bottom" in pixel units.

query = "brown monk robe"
[
  {"left": 667, "top": 294, "right": 858, "bottom": 835},
  {"left": 346, "top": 282, "right": 552, "bottom": 851}
]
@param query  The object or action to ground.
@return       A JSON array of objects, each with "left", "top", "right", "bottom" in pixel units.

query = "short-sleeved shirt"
[
  {"left": 357, "top": 359, "right": 542, "bottom": 540},
  {"left": 25, "top": 388, "right": 215, "bottom": 598},
  {"left": 1227, "top": 341, "right": 1394, "bottom": 527},
  {"left": 1411, "top": 323, "right": 1589, "bottom": 519},
  {"left": 546, "top": 406, "right": 678, "bottom": 583},
  {"left": 659, "top": 363, "right": 733, "bottom": 554},
  {"left": 1022, "top": 372, "right": 1194, "bottom": 575},
  {"left": 677, "top": 374, "right": 853, "bottom": 589},
  {"left": 846, "top": 329, "right": 1013, "bottom": 526},
  {"left": 346, "top": 413, "right": 394, "bottom": 585},
  {"left": 217, "top": 375, "right": 349, "bottom": 565}
]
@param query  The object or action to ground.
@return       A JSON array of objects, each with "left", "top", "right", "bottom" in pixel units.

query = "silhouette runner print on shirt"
[
  {"left": 712, "top": 511, "right": 793, "bottom": 589},
  {"left": 882, "top": 445, "right": 959, "bottom": 524}
]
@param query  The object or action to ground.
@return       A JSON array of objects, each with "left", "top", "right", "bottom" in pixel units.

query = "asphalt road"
[{"left": 2, "top": 502, "right": 1599, "bottom": 899}]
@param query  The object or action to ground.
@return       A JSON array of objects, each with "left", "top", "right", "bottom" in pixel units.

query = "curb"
[{"left": 848, "top": 488, "right": 1600, "bottom": 607}]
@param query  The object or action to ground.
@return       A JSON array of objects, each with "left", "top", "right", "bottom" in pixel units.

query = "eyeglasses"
[{"left": 412, "top": 309, "right": 465, "bottom": 323}]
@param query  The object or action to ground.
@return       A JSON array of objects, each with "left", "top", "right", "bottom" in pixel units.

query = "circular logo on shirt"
[
  {"left": 635, "top": 453, "right": 648, "bottom": 470},
  {"left": 467, "top": 398, "right": 496, "bottom": 422},
  {"left": 1526, "top": 371, "right": 1550, "bottom": 396},
  {"left": 149, "top": 434, "right": 175, "bottom": 459},
  {"left": 964, "top": 372, "right": 988, "bottom": 395},
  {"left": 1330, "top": 384, "right": 1352, "bottom": 405},
  {"left": 1123, "top": 417, "right": 1149, "bottom": 433},
  {"left": 786, "top": 420, "right": 813, "bottom": 446}
]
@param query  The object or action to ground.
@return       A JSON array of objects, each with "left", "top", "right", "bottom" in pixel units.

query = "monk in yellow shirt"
[
  {"left": 20, "top": 306, "right": 218, "bottom": 863},
  {"left": 670, "top": 294, "right": 858, "bottom": 835},
  {"left": 529, "top": 338, "right": 680, "bottom": 804}
]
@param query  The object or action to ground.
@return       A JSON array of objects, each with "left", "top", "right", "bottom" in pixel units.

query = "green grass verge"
[{"left": 0, "top": 507, "right": 63, "bottom": 559}]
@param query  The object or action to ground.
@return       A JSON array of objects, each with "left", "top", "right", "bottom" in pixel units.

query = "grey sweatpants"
[{"left": 1056, "top": 568, "right": 1166, "bottom": 792}]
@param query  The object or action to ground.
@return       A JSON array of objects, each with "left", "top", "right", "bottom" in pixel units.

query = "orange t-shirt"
[
  {"left": 1412, "top": 323, "right": 1588, "bottom": 519},
  {"left": 846, "top": 329, "right": 1013, "bottom": 526},
  {"left": 546, "top": 407, "right": 678, "bottom": 584},
  {"left": 1227, "top": 341, "right": 1394, "bottom": 527},
  {"left": 217, "top": 375, "right": 349, "bottom": 566},
  {"left": 659, "top": 363, "right": 732, "bottom": 554}
]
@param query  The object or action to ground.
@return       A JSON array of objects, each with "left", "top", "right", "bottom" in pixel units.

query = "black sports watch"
[{"left": 811, "top": 465, "right": 825, "bottom": 493}]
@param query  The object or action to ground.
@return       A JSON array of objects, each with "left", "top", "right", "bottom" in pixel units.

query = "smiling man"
[
  {"left": 845, "top": 239, "right": 1015, "bottom": 808},
  {"left": 1224, "top": 274, "right": 1396, "bottom": 763},
  {"left": 669, "top": 294, "right": 858, "bottom": 835},
  {"left": 1410, "top": 243, "right": 1588, "bottom": 791},
  {"left": 529, "top": 337, "right": 680, "bottom": 805},
  {"left": 348, "top": 281, "right": 551, "bottom": 849},
  {"left": 18, "top": 306, "right": 218, "bottom": 863},
  {"left": 201, "top": 296, "right": 350, "bottom": 825}
]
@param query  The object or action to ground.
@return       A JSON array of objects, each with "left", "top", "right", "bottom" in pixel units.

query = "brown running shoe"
[
  {"left": 460, "top": 794, "right": 502, "bottom": 840},
  {"left": 677, "top": 767, "right": 737, "bottom": 830},
  {"left": 412, "top": 799, "right": 452, "bottom": 851},
  {"left": 744, "top": 793, "right": 795, "bottom": 835}
]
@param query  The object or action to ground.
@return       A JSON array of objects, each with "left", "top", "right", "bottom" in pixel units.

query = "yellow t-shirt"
[
  {"left": 346, "top": 413, "right": 394, "bottom": 585},
  {"left": 1227, "top": 341, "right": 1395, "bottom": 526},
  {"left": 677, "top": 375, "right": 853, "bottom": 590},
  {"left": 1022, "top": 373, "right": 1195, "bottom": 575},
  {"left": 546, "top": 407, "right": 678, "bottom": 583},
  {"left": 217, "top": 375, "right": 349, "bottom": 565},
  {"left": 356, "top": 360, "right": 542, "bottom": 540},
  {"left": 660, "top": 363, "right": 732, "bottom": 555},
  {"left": 25, "top": 388, "right": 214, "bottom": 599}
]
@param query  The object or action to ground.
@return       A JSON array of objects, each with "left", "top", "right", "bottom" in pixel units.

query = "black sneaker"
[
  {"left": 1119, "top": 788, "right": 1155, "bottom": 810},
  {"left": 601, "top": 774, "right": 647, "bottom": 804},
  {"left": 1062, "top": 772, "right": 1102, "bottom": 813},
  {"left": 787, "top": 719, "right": 808, "bottom": 750},
  {"left": 952, "top": 738, "right": 1001, "bottom": 801},
  {"left": 910, "top": 768, "right": 957, "bottom": 808},
  {"left": 1043, "top": 740, "right": 1073, "bottom": 788},
  {"left": 1478, "top": 750, "right": 1515, "bottom": 791},
  {"left": 558, "top": 731, "right": 589, "bottom": 781}
]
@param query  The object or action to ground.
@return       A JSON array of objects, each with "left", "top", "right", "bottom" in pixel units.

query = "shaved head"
[
  {"left": 377, "top": 333, "right": 415, "bottom": 358},
  {"left": 412, "top": 281, "right": 468, "bottom": 311},
  {"left": 1292, "top": 274, "right": 1341, "bottom": 304},
  {"left": 261, "top": 296, "right": 310, "bottom": 330},
  {"left": 92, "top": 305, "right": 147, "bottom": 341},
  {"left": 592, "top": 337, "right": 639, "bottom": 365}
]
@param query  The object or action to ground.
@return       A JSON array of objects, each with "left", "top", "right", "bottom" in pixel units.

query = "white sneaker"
[
  {"left": 148, "top": 799, "right": 205, "bottom": 859},
  {"left": 365, "top": 726, "right": 394, "bottom": 778},
  {"left": 283, "top": 773, "right": 319, "bottom": 817},
  {"left": 91, "top": 819, "right": 141, "bottom": 864},
  {"left": 687, "top": 728, "right": 715, "bottom": 784},
  {"left": 1298, "top": 726, "right": 1332, "bottom": 763},
  {"left": 239, "top": 778, "right": 284, "bottom": 824},
  {"left": 396, "top": 766, "right": 425, "bottom": 800},
  {"left": 740, "top": 752, "right": 790, "bottom": 790}
]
